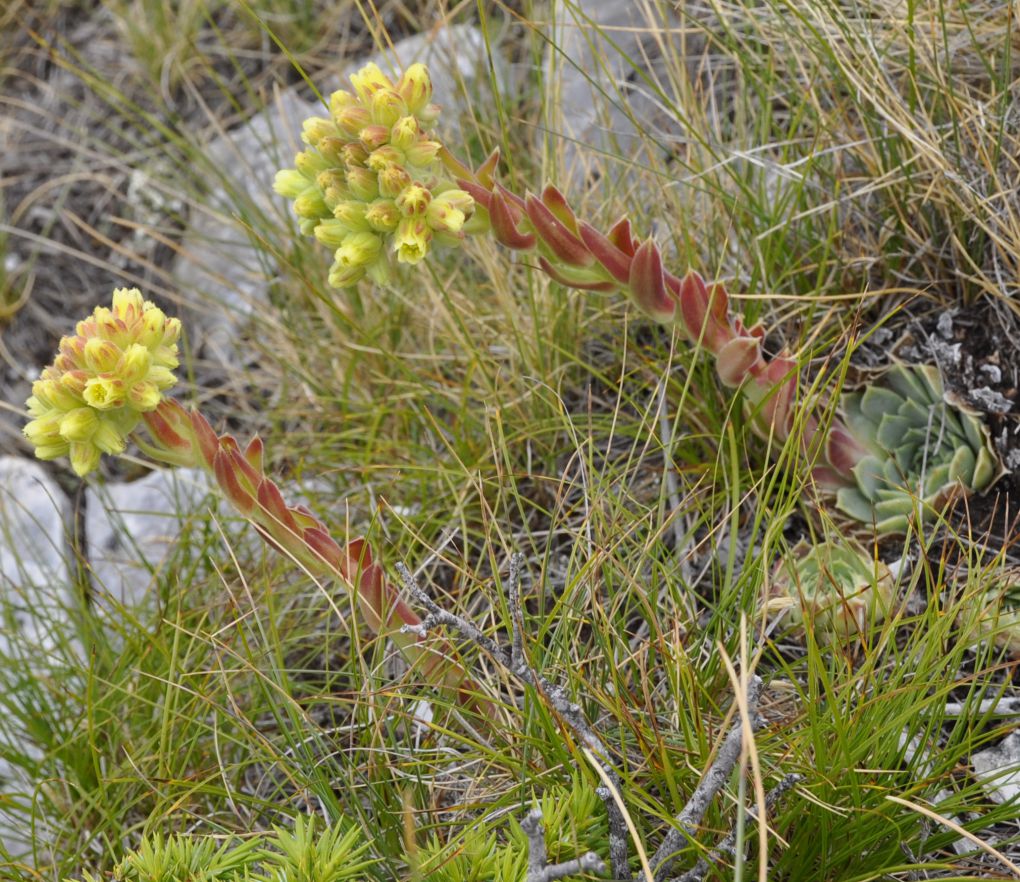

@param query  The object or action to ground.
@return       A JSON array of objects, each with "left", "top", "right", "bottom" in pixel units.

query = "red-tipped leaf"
[
  {"left": 628, "top": 239, "right": 675, "bottom": 322},
  {"left": 525, "top": 193, "right": 593, "bottom": 266},
  {"left": 256, "top": 477, "right": 299, "bottom": 535},
  {"left": 538, "top": 257, "right": 617, "bottom": 292},
  {"left": 489, "top": 188, "right": 536, "bottom": 250},
  {"left": 578, "top": 222, "right": 632, "bottom": 283},
  {"left": 189, "top": 410, "right": 220, "bottom": 467},
  {"left": 213, "top": 448, "right": 256, "bottom": 514},
  {"left": 607, "top": 216, "right": 638, "bottom": 256},
  {"left": 715, "top": 336, "right": 763, "bottom": 387},
  {"left": 541, "top": 185, "right": 579, "bottom": 233}
]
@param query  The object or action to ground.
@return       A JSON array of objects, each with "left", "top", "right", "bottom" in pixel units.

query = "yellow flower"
[{"left": 23, "top": 288, "right": 182, "bottom": 477}]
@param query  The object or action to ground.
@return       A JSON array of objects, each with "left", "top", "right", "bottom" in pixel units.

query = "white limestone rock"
[
  {"left": 173, "top": 24, "right": 496, "bottom": 366},
  {"left": 972, "top": 731, "right": 1020, "bottom": 805},
  {"left": 546, "top": 0, "right": 685, "bottom": 187},
  {"left": 84, "top": 468, "right": 223, "bottom": 609}
]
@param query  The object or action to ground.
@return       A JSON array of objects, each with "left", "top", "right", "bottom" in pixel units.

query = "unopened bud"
[
  {"left": 336, "top": 105, "right": 371, "bottom": 137},
  {"left": 359, "top": 124, "right": 390, "bottom": 152},
  {"left": 377, "top": 164, "right": 412, "bottom": 198},
  {"left": 329, "top": 89, "right": 357, "bottom": 119},
  {"left": 295, "top": 150, "right": 330, "bottom": 176},
  {"left": 274, "top": 169, "right": 310, "bottom": 199},
  {"left": 346, "top": 167, "right": 379, "bottom": 201},
  {"left": 367, "top": 145, "right": 404, "bottom": 172},
  {"left": 301, "top": 117, "right": 335, "bottom": 147},
  {"left": 364, "top": 199, "right": 400, "bottom": 232},
  {"left": 119, "top": 343, "right": 153, "bottom": 383},
  {"left": 371, "top": 89, "right": 407, "bottom": 127},
  {"left": 341, "top": 142, "right": 369, "bottom": 167},
  {"left": 59, "top": 407, "right": 98, "bottom": 442},
  {"left": 396, "top": 64, "right": 432, "bottom": 114},
  {"left": 404, "top": 138, "right": 440, "bottom": 168},
  {"left": 336, "top": 231, "right": 382, "bottom": 268},
  {"left": 390, "top": 116, "right": 419, "bottom": 152},
  {"left": 328, "top": 263, "right": 367, "bottom": 288},
  {"left": 84, "top": 338, "right": 122, "bottom": 373},
  {"left": 350, "top": 62, "right": 393, "bottom": 105},
  {"left": 315, "top": 219, "right": 352, "bottom": 249},
  {"left": 294, "top": 190, "right": 330, "bottom": 220}
]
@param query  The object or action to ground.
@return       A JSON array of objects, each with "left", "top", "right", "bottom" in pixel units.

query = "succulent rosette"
[
  {"left": 23, "top": 287, "right": 181, "bottom": 476},
  {"left": 767, "top": 539, "right": 895, "bottom": 641},
  {"left": 834, "top": 364, "right": 999, "bottom": 535},
  {"left": 273, "top": 62, "right": 475, "bottom": 287},
  {"left": 960, "top": 570, "right": 1020, "bottom": 657}
]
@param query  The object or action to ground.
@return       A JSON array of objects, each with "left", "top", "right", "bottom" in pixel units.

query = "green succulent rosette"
[
  {"left": 768, "top": 539, "right": 895, "bottom": 641},
  {"left": 835, "top": 363, "right": 999, "bottom": 535},
  {"left": 274, "top": 62, "right": 476, "bottom": 288},
  {"left": 961, "top": 570, "right": 1020, "bottom": 657}
]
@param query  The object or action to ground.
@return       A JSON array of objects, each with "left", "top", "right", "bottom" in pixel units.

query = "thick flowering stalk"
[
  {"left": 443, "top": 147, "right": 857, "bottom": 479},
  {"left": 23, "top": 289, "right": 486, "bottom": 713},
  {"left": 273, "top": 63, "right": 476, "bottom": 287},
  {"left": 279, "top": 64, "right": 1002, "bottom": 535}
]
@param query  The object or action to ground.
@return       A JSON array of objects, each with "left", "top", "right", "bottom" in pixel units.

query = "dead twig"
[{"left": 522, "top": 805, "right": 607, "bottom": 882}]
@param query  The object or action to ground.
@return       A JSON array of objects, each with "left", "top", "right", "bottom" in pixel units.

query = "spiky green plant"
[
  {"left": 767, "top": 539, "right": 896, "bottom": 641},
  {"left": 79, "top": 832, "right": 260, "bottom": 882},
  {"left": 835, "top": 363, "right": 999, "bottom": 535}
]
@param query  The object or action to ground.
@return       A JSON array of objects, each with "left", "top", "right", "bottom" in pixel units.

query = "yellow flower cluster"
[
  {"left": 23, "top": 288, "right": 181, "bottom": 476},
  {"left": 274, "top": 62, "right": 475, "bottom": 287}
]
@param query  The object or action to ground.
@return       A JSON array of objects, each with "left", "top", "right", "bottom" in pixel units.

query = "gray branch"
[
  {"left": 398, "top": 554, "right": 631, "bottom": 881},
  {"left": 522, "top": 806, "right": 606, "bottom": 882},
  {"left": 650, "top": 676, "right": 765, "bottom": 882},
  {"left": 673, "top": 773, "right": 802, "bottom": 882}
]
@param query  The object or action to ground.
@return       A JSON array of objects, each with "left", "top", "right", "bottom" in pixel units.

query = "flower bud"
[
  {"left": 335, "top": 105, "right": 371, "bottom": 137},
  {"left": 128, "top": 380, "right": 162, "bottom": 412},
  {"left": 396, "top": 64, "right": 432, "bottom": 114},
  {"left": 316, "top": 137, "right": 346, "bottom": 166},
  {"left": 346, "top": 167, "right": 379, "bottom": 202},
  {"left": 119, "top": 343, "right": 153, "bottom": 384},
  {"left": 24, "top": 413, "right": 63, "bottom": 448},
  {"left": 370, "top": 89, "right": 407, "bottom": 127},
  {"left": 336, "top": 231, "right": 382, "bottom": 268},
  {"left": 341, "top": 142, "right": 369, "bottom": 167},
  {"left": 404, "top": 138, "right": 440, "bottom": 168},
  {"left": 147, "top": 366, "right": 177, "bottom": 390},
  {"left": 426, "top": 189, "right": 473, "bottom": 233},
  {"left": 390, "top": 116, "right": 419, "bottom": 152},
  {"left": 377, "top": 164, "right": 412, "bottom": 198},
  {"left": 359, "top": 124, "right": 390, "bottom": 152},
  {"left": 350, "top": 62, "right": 393, "bottom": 105},
  {"left": 59, "top": 407, "right": 98, "bottom": 442},
  {"left": 294, "top": 149, "right": 330, "bottom": 177},
  {"left": 301, "top": 117, "right": 335, "bottom": 147},
  {"left": 328, "top": 263, "right": 366, "bottom": 288},
  {"left": 394, "top": 217, "right": 432, "bottom": 264},
  {"left": 274, "top": 169, "right": 310, "bottom": 199},
  {"left": 396, "top": 183, "right": 431, "bottom": 216},
  {"left": 69, "top": 442, "right": 101, "bottom": 477},
  {"left": 315, "top": 219, "right": 353, "bottom": 249},
  {"left": 293, "top": 190, "right": 330, "bottom": 220},
  {"left": 367, "top": 145, "right": 404, "bottom": 172},
  {"left": 93, "top": 419, "right": 126, "bottom": 455},
  {"left": 111, "top": 287, "right": 144, "bottom": 321},
  {"left": 84, "top": 338, "right": 122, "bottom": 373},
  {"left": 332, "top": 200, "right": 370, "bottom": 231},
  {"left": 329, "top": 88, "right": 357, "bottom": 118},
  {"left": 364, "top": 199, "right": 400, "bottom": 232},
  {"left": 417, "top": 103, "right": 441, "bottom": 127}
]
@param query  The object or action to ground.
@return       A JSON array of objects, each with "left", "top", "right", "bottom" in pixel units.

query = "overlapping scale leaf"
[
  {"left": 835, "top": 363, "right": 999, "bottom": 535},
  {"left": 274, "top": 62, "right": 476, "bottom": 287}
]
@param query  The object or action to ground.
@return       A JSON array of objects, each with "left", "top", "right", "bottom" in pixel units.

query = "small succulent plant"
[
  {"left": 961, "top": 569, "right": 1020, "bottom": 657},
  {"left": 767, "top": 540, "right": 895, "bottom": 641},
  {"left": 834, "top": 364, "right": 999, "bottom": 535}
]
